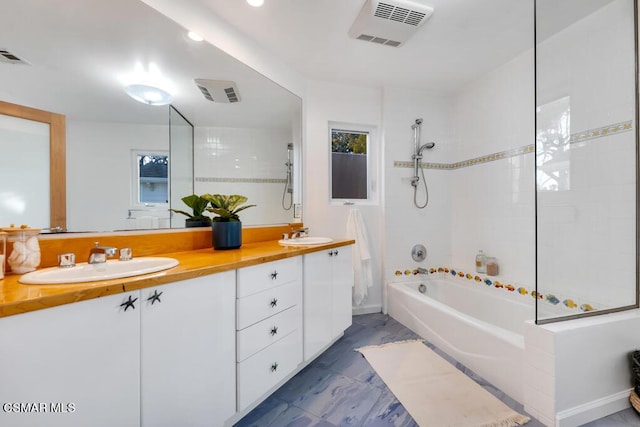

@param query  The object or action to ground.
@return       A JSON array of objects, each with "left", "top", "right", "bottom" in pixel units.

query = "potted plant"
[
  {"left": 169, "top": 194, "right": 212, "bottom": 228},
  {"left": 202, "top": 194, "right": 256, "bottom": 250}
]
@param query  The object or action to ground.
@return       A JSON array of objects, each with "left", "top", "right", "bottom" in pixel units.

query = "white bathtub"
[{"left": 387, "top": 276, "right": 534, "bottom": 403}]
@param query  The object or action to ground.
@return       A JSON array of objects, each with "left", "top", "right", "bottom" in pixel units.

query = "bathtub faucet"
[{"left": 416, "top": 267, "right": 429, "bottom": 275}]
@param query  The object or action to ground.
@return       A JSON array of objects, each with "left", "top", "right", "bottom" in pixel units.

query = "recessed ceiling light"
[
  {"left": 187, "top": 31, "right": 203, "bottom": 42},
  {"left": 247, "top": 0, "right": 264, "bottom": 7}
]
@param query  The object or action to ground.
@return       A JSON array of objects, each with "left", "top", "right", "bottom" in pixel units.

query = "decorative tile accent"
[
  {"left": 569, "top": 121, "right": 632, "bottom": 144},
  {"left": 196, "top": 177, "right": 287, "bottom": 184},
  {"left": 393, "top": 266, "right": 599, "bottom": 313},
  {"left": 394, "top": 120, "right": 632, "bottom": 170}
]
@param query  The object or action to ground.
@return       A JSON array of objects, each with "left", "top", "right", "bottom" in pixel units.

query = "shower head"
[
  {"left": 418, "top": 142, "right": 435, "bottom": 154},
  {"left": 411, "top": 118, "right": 423, "bottom": 129}
]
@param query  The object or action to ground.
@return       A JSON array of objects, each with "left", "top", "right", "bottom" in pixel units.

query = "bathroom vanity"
[{"left": 0, "top": 238, "right": 354, "bottom": 427}]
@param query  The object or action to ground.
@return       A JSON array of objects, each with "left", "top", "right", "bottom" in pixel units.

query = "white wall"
[
  {"left": 304, "top": 80, "right": 383, "bottom": 313},
  {"left": 67, "top": 120, "right": 169, "bottom": 232}
]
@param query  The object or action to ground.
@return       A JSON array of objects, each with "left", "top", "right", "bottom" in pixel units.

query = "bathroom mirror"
[{"left": 0, "top": 0, "right": 302, "bottom": 232}]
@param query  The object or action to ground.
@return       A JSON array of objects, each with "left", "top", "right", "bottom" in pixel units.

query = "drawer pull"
[
  {"left": 270, "top": 298, "right": 278, "bottom": 308},
  {"left": 147, "top": 290, "right": 163, "bottom": 305},
  {"left": 270, "top": 326, "right": 278, "bottom": 336},
  {"left": 271, "top": 271, "right": 278, "bottom": 280},
  {"left": 120, "top": 295, "right": 138, "bottom": 312},
  {"left": 328, "top": 250, "right": 334, "bottom": 257},
  {"left": 271, "top": 362, "right": 279, "bottom": 372},
  {"left": 334, "top": 250, "right": 339, "bottom": 256}
]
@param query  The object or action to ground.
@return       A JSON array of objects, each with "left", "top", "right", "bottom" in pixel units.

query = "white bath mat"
[{"left": 356, "top": 339, "right": 530, "bottom": 427}]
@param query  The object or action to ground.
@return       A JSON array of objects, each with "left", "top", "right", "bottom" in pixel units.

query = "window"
[
  {"left": 131, "top": 150, "right": 169, "bottom": 207},
  {"left": 329, "top": 122, "right": 378, "bottom": 204}
]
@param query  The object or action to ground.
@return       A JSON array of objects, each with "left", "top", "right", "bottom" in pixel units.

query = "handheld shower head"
[{"left": 418, "top": 142, "right": 435, "bottom": 154}]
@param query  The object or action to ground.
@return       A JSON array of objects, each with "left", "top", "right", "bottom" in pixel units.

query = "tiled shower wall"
[
  {"left": 385, "top": 0, "right": 636, "bottom": 315},
  {"left": 193, "top": 126, "right": 295, "bottom": 226},
  {"left": 450, "top": 50, "right": 535, "bottom": 286},
  {"left": 536, "top": 0, "right": 636, "bottom": 312},
  {"left": 383, "top": 50, "right": 535, "bottom": 291}
]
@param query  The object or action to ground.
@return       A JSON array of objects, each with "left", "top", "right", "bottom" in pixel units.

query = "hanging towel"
[{"left": 346, "top": 208, "right": 373, "bottom": 306}]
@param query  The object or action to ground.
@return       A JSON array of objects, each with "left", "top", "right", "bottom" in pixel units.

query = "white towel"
[{"left": 345, "top": 208, "right": 373, "bottom": 306}]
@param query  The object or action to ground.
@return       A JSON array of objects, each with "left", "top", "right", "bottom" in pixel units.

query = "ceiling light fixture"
[
  {"left": 187, "top": 31, "right": 203, "bottom": 42},
  {"left": 122, "top": 62, "right": 174, "bottom": 106},
  {"left": 124, "top": 83, "right": 173, "bottom": 106},
  {"left": 247, "top": 0, "right": 264, "bottom": 7}
]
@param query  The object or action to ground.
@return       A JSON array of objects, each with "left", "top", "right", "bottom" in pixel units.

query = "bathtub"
[{"left": 387, "top": 276, "right": 534, "bottom": 403}]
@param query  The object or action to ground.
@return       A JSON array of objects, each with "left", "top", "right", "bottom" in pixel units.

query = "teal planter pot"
[{"left": 212, "top": 221, "right": 242, "bottom": 250}]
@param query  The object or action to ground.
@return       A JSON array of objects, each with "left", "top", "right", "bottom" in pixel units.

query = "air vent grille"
[
  {"left": 374, "top": 2, "right": 427, "bottom": 26},
  {"left": 348, "top": 0, "right": 433, "bottom": 47},
  {"left": 224, "top": 87, "right": 239, "bottom": 103},
  {"left": 197, "top": 86, "right": 214, "bottom": 102},
  {"left": 0, "top": 49, "right": 29, "bottom": 65},
  {"left": 356, "top": 34, "right": 402, "bottom": 47},
  {"left": 194, "top": 79, "right": 241, "bottom": 103}
]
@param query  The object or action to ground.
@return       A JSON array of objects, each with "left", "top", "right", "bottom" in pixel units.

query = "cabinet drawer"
[
  {"left": 237, "top": 305, "right": 301, "bottom": 362},
  {"left": 237, "top": 329, "right": 302, "bottom": 411},
  {"left": 237, "top": 256, "right": 302, "bottom": 298},
  {"left": 237, "top": 281, "right": 301, "bottom": 330}
]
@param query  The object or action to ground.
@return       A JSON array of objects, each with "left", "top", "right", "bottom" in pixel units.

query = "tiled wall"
[
  {"left": 382, "top": 87, "right": 454, "bottom": 291},
  {"left": 536, "top": 0, "right": 636, "bottom": 313},
  {"left": 193, "top": 126, "right": 295, "bottom": 226},
  {"left": 383, "top": 50, "right": 536, "bottom": 296}
]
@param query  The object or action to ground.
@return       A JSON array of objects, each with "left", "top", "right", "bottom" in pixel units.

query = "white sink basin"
[
  {"left": 278, "top": 237, "right": 333, "bottom": 246},
  {"left": 19, "top": 257, "right": 179, "bottom": 285}
]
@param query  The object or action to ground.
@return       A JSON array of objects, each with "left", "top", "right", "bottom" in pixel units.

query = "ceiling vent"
[
  {"left": 0, "top": 49, "right": 29, "bottom": 65},
  {"left": 194, "top": 79, "right": 240, "bottom": 103},
  {"left": 348, "top": 0, "right": 434, "bottom": 47}
]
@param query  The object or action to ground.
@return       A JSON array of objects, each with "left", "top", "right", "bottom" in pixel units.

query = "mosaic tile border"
[
  {"left": 394, "top": 120, "right": 633, "bottom": 170},
  {"left": 393, "top": 266, "right": 597, "bottom": 313},
  {"left": 570, "top": 120, "right": 632, "bottom": 144},
  {"left": 196, "top": 177, "right": 287, "bottom": 184}
]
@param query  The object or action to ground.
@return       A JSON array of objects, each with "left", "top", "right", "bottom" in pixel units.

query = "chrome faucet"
[
  {"left": 290, "top": 227, "right": 309, "bottom": 239},
  {"left": 88, "top": 242, "right": 118, "bottom": 264},
  {"left": 417, "top": 267, "right": 429, "bottom": 275}
]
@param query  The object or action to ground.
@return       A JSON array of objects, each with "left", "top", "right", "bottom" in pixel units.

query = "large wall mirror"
[{"left": 1, "top": 0, "right": 302, "bottom": 232}]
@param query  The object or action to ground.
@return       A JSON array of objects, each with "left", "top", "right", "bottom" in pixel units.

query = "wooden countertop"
[{"left": 0, "top": 239, "right": 354, "bottom": 318}]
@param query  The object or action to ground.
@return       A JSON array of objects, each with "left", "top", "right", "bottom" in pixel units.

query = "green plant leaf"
[{"left": 202, "top": 193, "right": 255, "bottom": 221}]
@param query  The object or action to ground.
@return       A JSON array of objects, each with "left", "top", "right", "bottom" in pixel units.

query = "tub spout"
[{"left": 417, "top": 267, "right": 429, "bottom": 275}]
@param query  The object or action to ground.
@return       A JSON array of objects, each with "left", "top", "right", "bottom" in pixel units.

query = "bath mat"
[{"left": 356, "top": 340, "right": 530, "bottom": 427}]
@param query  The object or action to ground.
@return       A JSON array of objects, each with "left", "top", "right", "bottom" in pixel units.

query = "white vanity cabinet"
[
  {"left": 303, "top": 245, "right": 354, "bottom": 361},
  {"left": 235, "top": 257, "right": 303, "bottom": 411},
  {"left": 140, "top": 272, "right": 236, "bottom": 427},
  {"left": 0, "top": 291, "right": 141, "bottom": 427}
]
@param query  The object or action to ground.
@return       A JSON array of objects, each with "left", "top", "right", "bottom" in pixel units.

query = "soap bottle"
[
  {"left": 475, "top": 250, "right": 486, "bottom": 273},
  {"left": 486, "top": 257, "right": 498, "bottom": 276}
]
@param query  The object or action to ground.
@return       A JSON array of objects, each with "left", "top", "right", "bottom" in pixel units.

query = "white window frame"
[
  {"left": 328, "top": 121, "right": 379, "bottom": 206},
  {"left": 130, "top": 149, "right": 169, "bottom": 209}
]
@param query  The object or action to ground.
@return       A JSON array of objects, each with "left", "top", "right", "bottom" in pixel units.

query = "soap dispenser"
[{"left": 475, "top": 250, "right": 486, "bottom": 274}]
